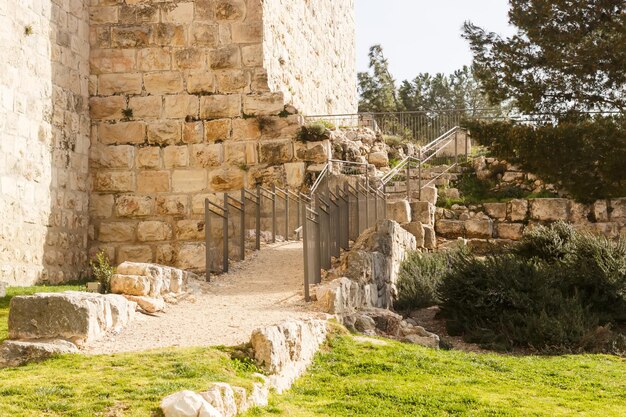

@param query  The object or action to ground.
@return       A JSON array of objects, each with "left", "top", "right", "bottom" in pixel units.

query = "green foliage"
[
  {"left": 90, "top": 251, "right": 115, "bottom": 294},
  {"left": 358, "top": 45, "right": 398, "bottom": 112},
  {"left": 464, "top": 117, "right": 626, "bottom": 202},
  {"left": 383, "top": 134, "right": 405, "bottom": 148},
  {"left": 395, "top": 251, "right": 451, "bottom": 311},
  {"left": 463, "top": 0, "right": 626, "bottom": 113},
  {"left": 246, "top": 335, "right": 626, "bottom": 417},
  {"left": 122, "top": 108, "right": 133, "bottom": 119},
  {"left": 438, "top": 223, "right": 626, "bottom": 353},
  {"left": 24, "top": 25, "right": 33, "bottom": 36},
  {"left": 297, "top": 121, "right": 332, "bottom": 142}
]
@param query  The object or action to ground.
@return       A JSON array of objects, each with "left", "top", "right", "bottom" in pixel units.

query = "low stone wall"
[
  {"left": 435, "top": 197, "right": 626, "bottom": 241},
  {"left": 161, "top": 318, "right": 328, "bottom": 417}
]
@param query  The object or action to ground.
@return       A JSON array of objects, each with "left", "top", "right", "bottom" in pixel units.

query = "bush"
[
  {"left": 438, "top": 223, "right": 626, "bottom": 353},
  {"left": 297, "top": 121, "right": 333, "bottom": 142},
  {"left": 90, "top": 251, "right": 115, "bottom": 294},
  {"left": 395, "top": 251, "right": 451, "bottom": 311},
  {"left": 463, "top": 116, "right": 626, "bottom": 202}
]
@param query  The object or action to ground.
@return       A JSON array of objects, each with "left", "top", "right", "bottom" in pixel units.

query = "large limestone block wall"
[
  {"left": 88, "top": 0, "right": 315, "bottom": 269},
  {"left": 263, "top": 0, "right": 357, "bottom": 115},
  {"left": 0, "top": 0, "right": 90, "bottom": 286}
]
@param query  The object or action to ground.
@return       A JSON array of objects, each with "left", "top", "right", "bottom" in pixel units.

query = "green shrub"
[
  {"left": 463, "top": 116, "right": 626, "bottom": 202},
  {"left": 438, "top": 223, "right": 626, "bottom": 353},
  {"left": 298, "top": 121, "right": 332, "bottom": 142},
  {"left": 395, "top": 251, "right": 451, "bottom": 311},
  {"left": 90, "top": 251, "right": 115, "bottom": 294}
]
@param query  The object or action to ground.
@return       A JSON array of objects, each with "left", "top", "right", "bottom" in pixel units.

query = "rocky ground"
[{"left": 86, "top": 242, "right": 320, "bottom": 354}]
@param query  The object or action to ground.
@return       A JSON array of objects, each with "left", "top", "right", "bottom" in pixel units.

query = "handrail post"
[
  {"left": 271, "top": 184, "right": 276, "bottom": 243},
  {"left": 406, "top": 162, "right": 411, "bottom": 201},
  {"left": 464, "top": 129, "right": 469, "bottom": 160},
  {"left": 296, "top": 194, "right": 301, "bottom": 241},
  {"left": 364, "top": 179, "right": 369, "bottom": 229},
  {"left": 285, "top": 189, "right": 290, "bottom": 241},
  {"left": 240, "top": 189, "right": 245, "bottom": 260},
  {"left": 302, "top": 200, "right": 309, "bottom": 301},
  {"left": 205, "top": 198, "right": 211, "bottom": 282},
  {"left": 418, "top": 148, "right": 422, "bottom": 201},
  {"left": 223, "top": 193, "right": 229, "bottom": 273},
  {"left": 455, "top": 130, "right": 458, "bottom": 165},
  {"left": 256, "top": 185, "right": 261, "bottom": 250}
]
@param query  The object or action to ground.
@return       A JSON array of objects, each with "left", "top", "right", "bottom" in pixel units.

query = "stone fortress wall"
[
  {"left": 0, "top": 0, "right": 358, "bottom": 284},
  {"left": 0, "top": 0, "right": 91, "bottom": 286}
]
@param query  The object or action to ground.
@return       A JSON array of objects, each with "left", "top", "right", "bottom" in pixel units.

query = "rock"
[
  {"left": 402, "top": 333, "right": 440, "bottom": 349},
  {"left": 110, "top": 274, "right": 151, "bottom": 296},
  {"left": 316, "top": 278, "right": 360, "bottom": 314},
  {"left": 368, "top": 151, "right": 389, "bottom": 168},
  {"left": 507, "top": 199, "right": 529, "bottom": 222},
  {"left": 161, "top": 390, "right": 219, "bottom": 417},
  {"left": 610, "top": 198, "right": 626, "bottom": 220},
  {"left": 423, "top": 225, "right": 436, "bottom": 249},
  {"left": 593, "top": 200, "right": 609, "bottom": 222},
  {"left": 8, "top": 292, "right": 136, "bottom": 346},
  {"left": 465, "top": 218, "right": 493, "bottom": 239},
  {"left": 387, "top": 200, "right": 411, "bottom": 224},
  {"left": 124, "top": 295, "right": 166, "bottom": 313},
  {"left": 200, "top": 383, "right": 237, "bottom": 417},
  {"left": 496, "top": 223, "right": 525, "bottom": 240},
  {"left": 250, "top": 319, "right": 327, "bottom": 393},
  {"left": 0, "top": 281, "right": 6, "bottom": 298},
  {"left": 402, "top": 222, "right": 425, "bottom": 248},
  {"left": 442, "top": 188, "right": 460, "bottom": 199},
  {"left": 360, "top": 307, "right": 403, "bottom": 337},
  {"left": 502, "top": 171, "right": 524, "bottom": 182},
  {"left": 403, "top": 318, "right": 417, "bottom": 326},
  {"left": 419, "top": 186, "right": 438, "bottom": 205},
  {"left": 529, "top": 198, "right": 569, "bottom": 222},
  {"left": 0, "top": 339, "right": 79, "bottom": 368},
  {"left": 410, "top": 201, "right": 435, "bottom": 226},
  {"left": 483, "top": 203, "right": 507, "bottom": 220},
  {"left": 248, "top": 374, "right": 270, "bottom": 407},
  {"left": 435, "top": 220, "right": 465, "bottom": 238}
]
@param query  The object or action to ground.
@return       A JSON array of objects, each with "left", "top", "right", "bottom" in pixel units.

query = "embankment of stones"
[{"left": 161, "top": 319, "right": 328, "bottom": 417}]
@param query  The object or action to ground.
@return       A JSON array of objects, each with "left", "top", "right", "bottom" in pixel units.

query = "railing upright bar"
[
  {"left": 256, "top": 185, "right": 261, "bottom": 250},
  {"left": 271, "top": 184, "right": 277, "bottom": 243},
  {"left": 302, "top": 199, "right": 310, "bottom": 301},
  {"left": 418, "top": 148, "right": 423, "bottom": 201},
  {"left": 223, "top": 193, "right": 229, "bottom": 273},
  {"left": 285, "top": 189, "right": 290, "bottom": 241},
  {"left": 205, "top": 198, "right": 211, "bottom": 282},
  {"left": 240, "top": 189, "right": 245, "bottom": 260}
]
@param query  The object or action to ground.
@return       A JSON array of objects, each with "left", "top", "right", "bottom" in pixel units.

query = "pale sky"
[{"left": 356, "top": 0, "right": 516, "bottom": 82}]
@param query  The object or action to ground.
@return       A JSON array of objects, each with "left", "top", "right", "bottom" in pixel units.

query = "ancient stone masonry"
[
  {"left": 1, "top": 0, "right": 358, "bottom": 285},
  {"left": 0, "top": 0, "right": 91, "bottom": 286}
]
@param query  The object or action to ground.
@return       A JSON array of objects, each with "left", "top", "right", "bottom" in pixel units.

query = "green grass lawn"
[
  {"left": 0, "top": 285, "right": 83, "bottom": 342},
  {"left": 245, "top": 336, "right": 626, "bottom": 417},
  {"left": 1, "top": 288, "right": 625, "bottom": 416}
]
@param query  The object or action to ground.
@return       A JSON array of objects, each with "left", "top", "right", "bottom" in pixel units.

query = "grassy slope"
[
  {"left": 0, "top": 286, "right": 82, "bottom": 342},
  {"left": 246, "top": 336, "right": 626, "bottom": 417}
]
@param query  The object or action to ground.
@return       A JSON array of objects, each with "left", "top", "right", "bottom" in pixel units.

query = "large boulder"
[
  {"left": 465, "top": 218, "right": 494, "bottom": 239},
  {"left": 402, "top": 222, "right": 425, "bottom": 248},
  {"left": 111, "top": 262, "right": 195, "bottom": 297},
  {"left": 315, "top": 277, "right": 360, "bottom": 314},
  {"left": 0, "top": 339, "right": 79, "bottom": 368},
  {"left": 199, "top": 383, "right": 237, "bottom": 417},
  {"left": 419, "top": 185, "right": 438, "bottom": 205},
  {"left": 387, "top": 200, "right": 411, "bottom": 224},
  {"left": 160, "top": 390, "right": 221, "bottom": 417},
  {"left": 410, "top": 201, "right": 435, "bottom": 226},
  {"left": 529, "top": 198, "right": 569, "bottom": 222},
  {"left": 8, "top": 292, "right": 136, "bottom": 346}
]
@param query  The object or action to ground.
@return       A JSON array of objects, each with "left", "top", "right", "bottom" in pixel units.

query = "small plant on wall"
[
  {"left": 90, "top": 251, "right": 115, "bottom": 294},
  {"left": 24, "top": 25, "right": 33, "bottom": 36}
]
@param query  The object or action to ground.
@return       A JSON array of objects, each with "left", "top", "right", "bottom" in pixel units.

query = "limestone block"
[
  {"left": 148, "top": 121, "right": 182, "bottom": 146},
  {"left": 162, "top": 2, "right": 194, "bottom": 23},
  {"left": 163, "top": 95, "right": 200, "bottom": 119},
  {"left": 423, "top": 225, "right": 436, "bottom": 249},
  {"left": 191, "top": 23, "right": 219, "bottom": 47},
  {"left": 410, "top": 201, "right": 435, "bottom": 226},
  {"left": 118, "top": 246, "right": 154, "bottom": 264},
  {"left": 215, "top": 0, "right": 246, "bottom": 20},
  {"left": 172, "top": 170, "right": 208, "bottom": 193},
  {"left": 209, "top": 45, "right": 241, "bottom": 70},
  {"left": 98, "top": 73, "right": 142, "bottom": 95},
  {"left": 368, "top": 152, "right": 389, "bottom": 168},
  {"left": 164, "top": 146, "right": 189, "bottom": 168},
  {"left": 138, "top": 221, "right": 172, "bottom": 242},
  {"left": 1, "top": 339, "right": 79, "bottom": 369},
  {"left": 483, "top": 202, "right": 507, "bottom": 220},
  {"left": 402, "top": 333, "right": 440, "bottom": 349},
  {"left": 243, "top": 93, "right": 284, "bottom": 116},
  {"left": 216, "top": 69, "right": 248, "bottom": 93},
  {"left": 530, "top": 199, "right": 569, "bottom": 222},
  {"left": 91, "top": 96, "right": 125, "bottom": 120},
  {"left": 259, "top": 140, "right": 293, "bottom": 165},
  {"left": 204, "top": 119, "right": 231, "bottom": 142},
  {"left": 190, "top": 144, "right": 223, "bottom": 168},
  {"left": 200, "top": 383, "right": 238, "bottom": 417},
  {"left": 465, "top": 218, "right": 494, "bottom": 239},
  {"left": 187, "top": 70, "right": 215, "bottom": 94},
  {"left": 137, "top": 171, "right": 170, "bottom": 193},
  {"left": 94, "top": 172, "right": 135, "bottom": 193},
  {"left": 593, "top": 200, "right": 609, "bottom": 222},
  {"left": 502, "top": 171, "right": 524, "bottom": 182},
  {"left": 435, "top": 220, "right": 465, "bottom": 239},
  {"left": 569, "top": 202, "right": 592, "bottom": 223},
  {"left": 208, "top": 168, "right": 245, "bottom": 192},
  {"left": 90, "top": 49, "right": 136, "bottom": 74},
  {"left": 111, "top": 274, "right": 151, "bottom": 296},
  {"left": 124, "top": 295, "right": 165, "bottom": 314},
  {"left": 200, "top": 95, "right": 241, "bottom": 119},
  {"left": 144, "top": 72, "right": 184, "bottom": 94},
  {"left": 8, "top": 292, "right": 136, "bottom": 346},
  {"left": 116, "top": 195, "right": 154, "bottom": 217},
  {"left": 496, "top": 223, "right": 525, "bottom": 240},
  {"left": 177, "top": 243, "right": 206, "bottom": 270},
  {"left": 284, "top": 162, "right": 306, "bottom": 188},
  {"left": 91, "top": 145, "right": 134, "bottom": 169},
  {"left": 183, "top": 122, "right": 204, "bottom": 144},
  {"left": 242, "top": 44, "right": 263, "bottom": 67},
  {"left": 98, "top": 122, "right": 145, "bottom": 145},
  {"left": 99, "top": 222, "right": 136, "bottom": 243},
  {"left": 160, "top": 390, "right": 218, "bottom": 417},
  {"left": 154, "top": 23, "right": 187, "bottom": 47},
  {"left": 173, "top": 48, "right": 206, "bottom": 70},
  {"left": 232, "top": 22, "right": 262, "bottom": 43},
  {"left": 138, "top": 48, "right": 171, "bottom": 71},
  {"left": 295, "top": 141, "right": 329, "bottom": 163},
  {"left": 419, "top": 186, "right": 438, "bottom": 205},
  {"left": 224, "top": 142, "right": 253, "bottom": 165},
  {"left": 111, "top": 26, "right": 153, "bottom": 48},
  {"left": 507, "top": 199, "right": 528, "bottom": 221},
  {"left": 90, "top": 194, "right": 115, "bottom": 218},
  {"left": 610, "top": 198, "right": 626, "bottom": 220},
  {"left": 232, "top": 118, "right": 261, "bottom": 141},
  {"left": 315, "top": 278, "right": 360, "bottom": 314},
  {"left": 402, "top": 222, "right": 425, "bottom": 248},
  {"left": 136, "top": 147, "right": 162, "bottom": 169},
  {"left": 176, "top": 220, "right": 205, "bottom": 241},
  {"left": 387, "top": 200, "right": 411, "bottom": 224},
  {"left": 157, "top": 195, "right": 190, "bottom": 216}
]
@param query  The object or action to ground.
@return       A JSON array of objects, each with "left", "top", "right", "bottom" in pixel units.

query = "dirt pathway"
[{"left": 87, "top": 242, "right": 317, "bottom": 354}]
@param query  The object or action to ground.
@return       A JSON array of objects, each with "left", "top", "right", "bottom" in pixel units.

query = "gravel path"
[{"left": 87, "top": 242, "right": 316, "bottom": 354}]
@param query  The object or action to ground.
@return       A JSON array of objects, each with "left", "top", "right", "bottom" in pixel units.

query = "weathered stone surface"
[
  {"left": 110, "top": 274, "right": 151, "bottom": 296},
  {"left": 410, "top": 201, "right": 435, "bottom": 226},
  {"left": 402, "top": 333, "right": 440, "bottom": 349},
  {"left": 250, "top": 319, "right": 327, "bottom": 393},
  {"left": 368, "top": 151, "right": 389, "bottom": 168},
  {"left": 0, "top": 281, "right": 6, "bottom": 298},
  {"left": 199, "top": 383, "right": 238, "bottom": 417},
  {"left": 161, "top": 390, "right": 220, "bottom": 417},
  {"left": 496, "top": 223, "right": 525, "bottom": 240},
  {"left": 423, "top": 225, "right": 437, "bottom": 249},
  {"left": 610, "top": 198, "right": 626, "bottom": 220},
  {"left": 507, "top": 199, "right": 528, "bottom": 222},
  {"left": 465, "top": 218, "right": 494, "bottom": 239},
  {"left": 124, "top": 295, "right": 165, "bottom": 314},
  {"left": 359, "top": 307, "right": 402, "bottom": 337},
  {"left": 530, "top": 199, "right": 569, "bottom": 222},
  {"left": 387, "top": 200, "right": 411, "bottom": 224},
  {"left": 483, "top": 203, "right": 507, "bottom": 220},
  {"left": 315, "top": 277, "right": 360, "bottom": 314},
  {"left": 0, "top": 339, "right": 79, "bottom": 368},
  {"left": 402, "top": 222, "right": 425, "bottom": 248},
  {"left": 8, "top": 292, "right": 136, "bottom": 346},
  {"left": 419, "top": 186, "right": 438, "bottom": 205},
  {"left": 435, "top": 220, "right": 465, "bottom": 239}
]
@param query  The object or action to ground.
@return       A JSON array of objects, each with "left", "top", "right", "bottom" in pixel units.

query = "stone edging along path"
[{"left": 160, "top": 318, "right": 329, "bottom": 417}]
